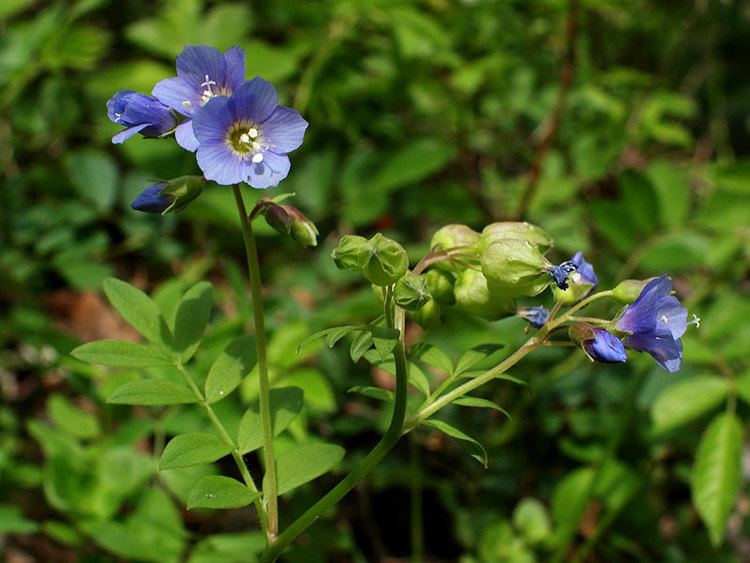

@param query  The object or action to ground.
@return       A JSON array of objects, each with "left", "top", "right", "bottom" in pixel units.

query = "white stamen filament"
[
  {"left": 252, "top": 153, "right": 264, "bottom": 163},
  {"left": 114, "top": 112, "right": 122, "bottom": 122},
  {"left": 239, "top": 133, "right": 251, "bottom": 144},
  {"left": 689, "top": 314, "right": 701, "bottom": 328},
  {"left": 181, "top": 101, "right": 192, "bottom": 108},
  {"left": 660, "top": 315, "right": 669, "bottom": 324},
  {"left": 248, "top": 127, "right": 258, "bottom": 138}
]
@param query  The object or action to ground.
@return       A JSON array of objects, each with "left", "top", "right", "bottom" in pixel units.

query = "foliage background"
[{"left": 1, "top": 0, "right": 749, "bottom": 561}]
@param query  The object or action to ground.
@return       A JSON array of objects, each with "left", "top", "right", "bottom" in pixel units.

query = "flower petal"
[
  {"left": 223, "top": 46, "right": 246, "bottom": 90},
  {"left": 584, "top": 329, "right": 627, "bottom": 364},
  {"left": 107, "top": 89, "right": 135, "bottom": 122},
  {"left": 112, "top": 123, "right": 148, "bottom": 144},
  {"left": 175, "top": 120, "right": 200, "bottom": 152},
  {"left": 262, "top": 106, "right": 308, "bottom": 153},
  {"left": 152, "top": 77, "right": 200, "bottom": 116},
  {"left": 176, "top": 45, "right": 227, "bottom": 88},
  {"left": 244, "top": 151, "right": 291, "bottom": 189},
  {"left": 229, "top": 77, "right": 279, "bottom": 123},
  {"left": 192, "top": 96, "right": 232, "bottom": 144},
  {"left": 616, "top": 275, "right": 671, "bottom": 334},
  {"left": 657, "top": 295, "right": 688, "bottom": 339},
  {"left": 624, "top": 327, "right": 683, "bottom": 372},
  {"left": 196, "top": 142, "right": 244, "bottom": 185}
]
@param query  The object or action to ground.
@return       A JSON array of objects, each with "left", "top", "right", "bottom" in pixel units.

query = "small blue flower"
[
  {"left": 571, "top": 252, "right": 597, "bottom": 289},
  {"left": 106, "top": 90, "right": 176, "bottom": 144},
  {"left": 152, "top": 45, "right": 246, "bottom": 152},
  {"left": 131, "top": 183, "right": 172, "bottom": 213},
  {"left": 549, "top": 260, "right": 577, "bottom": 290},
  {"left": 616, "top": 275, "right": 688, "bottom": 372},
  {"left": 192, "top": 77, "right": 308, "bottom": 188},
  {"left": 582, "top": 328, "right": 627, "bottom": 364},
  {"left": 517, "top": 306, "right": 549, "bottom": 328}
]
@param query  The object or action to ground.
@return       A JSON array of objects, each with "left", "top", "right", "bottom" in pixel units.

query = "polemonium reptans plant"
[{"left": 74, "top": 44, "right": 697, "bottom": 561}]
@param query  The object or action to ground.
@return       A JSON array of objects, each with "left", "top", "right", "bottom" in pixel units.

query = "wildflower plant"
[{"left": 72, "top": 44, "right": 701, "bottom": 561}]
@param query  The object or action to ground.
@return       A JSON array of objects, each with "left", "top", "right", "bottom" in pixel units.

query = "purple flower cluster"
[{"left": 107, "top": 45, "right": 308, "bottom": 190}]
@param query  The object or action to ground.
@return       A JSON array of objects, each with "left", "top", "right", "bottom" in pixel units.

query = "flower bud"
[
  {"left": 412, "top": 298, "right": 442, "bottom": 329},
  {"left": 131, "top": 175, "right": 205, "bottom": 214},
  {"left": 263, "top": 204, "right": 292, "bottom": 234},
  {"left": 454, "top": 269, "right": 516, "bottom": 320},
  {"left": 425, "top": 269, "right": 455, "bottom": 305},
  {"left": 394, "top": 273, "right": 431, "bottom": 311},
  {"left": 481, "top": 222, "right": 553, "bottom": 252},
  {"left": 332, "top": 235, "right": 371, "bottom": 271},
  {"left": 569, "top": 324, "right": 627, "bottom": 364},
  {"left": 517, "top": 306, "right": 549, "bottom": 329},
  {"left": 481, "top": 240, "right": 550, "bottom": 298},
  {"left": 276, "top": 205, "right": 318, "bottom": 247},
  {"left": 363, "top": 234, "right": 409, "bottom": 286},
  {"left": 612, "top": 279, "right": 650, "bottom": 304},
  {"left": 430, "top": 224, "right": 481, "bottom": 272}
]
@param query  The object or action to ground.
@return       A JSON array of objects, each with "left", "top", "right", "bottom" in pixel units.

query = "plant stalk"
[{"left": 232, "top": 184, "right": 279, "bottom": 541}]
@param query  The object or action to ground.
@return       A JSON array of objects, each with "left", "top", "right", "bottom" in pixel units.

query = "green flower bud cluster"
[{"left": 407, "top": 222, "right": 555, "bottom": 327}]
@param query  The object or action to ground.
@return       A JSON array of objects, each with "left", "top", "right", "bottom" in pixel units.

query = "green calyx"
[
  {"left": 394, "top": 273, "right": 431, "bottom": 311},
  {"left": 425, "top": 269, "right": 455, "bottom": 305},
  {"left": 480, "top": 222, "right": 553, "bottom": 252},
  {"left": 161, "top": 175, "right": 205, "bottom": 214},
  {"left": 454, "top": 268, "right": 516, "bottom": 320},
  {"left": 429, "top": 224, "right": 481, "bottom": 272},
  {"left": 332, "top": 233, "right": 409, "bottom": 287},
  {"left": 481, "top": 239, "right": 551, "bottom": 298},
  {"left": 612, "top": 279, "right": 650, "bottom": 303}
]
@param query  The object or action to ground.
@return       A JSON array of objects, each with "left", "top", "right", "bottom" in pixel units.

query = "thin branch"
[{"left": 514, "top": 0, "right": 579, "bottom": 219}]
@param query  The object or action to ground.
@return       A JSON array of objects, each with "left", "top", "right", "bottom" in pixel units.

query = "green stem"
[
  {"left": 560, "top": 290, "right": 614, "bottom": 320},
  {"left": 232, "top": 184, "right": 279, "bottom": 541},
  {"left": 567, "top": 316, "right": 609, "bottom": 324},
  {"left": 259, "top": 337, "right": 410, "bottom": 562},
  {"left": 174, "top": 362, "right": 268, "bottom": 534},
  {"left": 403, "top": 336, "right": 541, "bottom": 432}
]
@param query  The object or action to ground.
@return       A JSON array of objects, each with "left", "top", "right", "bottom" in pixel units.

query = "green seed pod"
[
  {"left": 480, "top": 222, "right": 554, "bottom": 252},
  {"left": 425, "top": 269, "right": 455, "bottom": 305},
  {"left": 552, "top": 274, "right": 596, "bottom": 305},
  {"left": 430, "top": 224, "right": 481, "bottom": 272},
  {"left": 332, "top": 235, "right": 371, "bottom": 271},
  {"left": 412, "top": 298, "right": 442, "bottom": 329},
  {"left": 481, "top": 240, "right": 551, "bottom": 298},
  {"left": 454, "top": 268, "right": 516, "bottom": 320},
  {"left": 364, "top": 233, "right": 409, "bottom": 287},
  {"left": 394, "top": 273, "right": 431, "bottom": 311},
  {"left": 612, "top": 279, "right": 650, "bottom": 303},
  {"left": 160, "top": 175, "right": 205, "bottom": 213}
]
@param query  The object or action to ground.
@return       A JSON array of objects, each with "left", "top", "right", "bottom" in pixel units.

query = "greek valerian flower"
[
  {"left": 582, "top": 328, "right": 627, "bottom": 364},
  {"left": 517, "top": 306, "right": 549, "bottom": 328},
  {"left": 152, "top": 45, "right": 246, "bottom": 152},
  {"left": 106, "top": 90, "right": 176, "bottom": 144},
  {"left": 616, "top": 275, "right": 688, "bottom": 372},
  {"left": 192, "top": 77, "right": 308, "bottom": 188}
]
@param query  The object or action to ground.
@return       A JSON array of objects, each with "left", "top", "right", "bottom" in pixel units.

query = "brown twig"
[{"left": 514, "top": 0, "right": 579, "bottom": 220}]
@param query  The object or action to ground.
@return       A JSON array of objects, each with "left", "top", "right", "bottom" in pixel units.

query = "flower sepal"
[{"left": 394, "top": 273, "right": 431, "bottom": 311}]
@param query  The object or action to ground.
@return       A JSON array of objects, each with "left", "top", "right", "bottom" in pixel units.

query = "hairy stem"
[{"left": 232, "top": 184, "right": 279, "bottom": 541}]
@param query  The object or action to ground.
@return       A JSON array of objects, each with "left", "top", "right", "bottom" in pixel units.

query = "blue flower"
[
  {"left": 571, "top": 252, "right": 597, "bottom": 289},
  {"left": 152, "top": 45, "right": 246, "bottom": 152},
  {"left": 582, "top": 328, "right": 627, "bottom": 364},
  {"left": 106, "top": 90, "right": 176, "bottom": 144},
  {"left": 192, "top": 77, "right": 308, "bottom": 188},
  {"left": 131, "top": 183, "right": 172, "bottom": 213},
  {"left": 616, "top": 275, "right": 688, "bottom": 372},
  {"left": 517, "top": 306, "right": 549, "bottom": 328}
]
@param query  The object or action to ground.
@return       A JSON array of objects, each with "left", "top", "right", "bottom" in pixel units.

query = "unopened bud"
[
  {"left": 454, "top": 268, "right": 516, "bottom": 320},
  {"left": 612, "top": 279, "right": 650, "bottom": 304},
  {"left": 263, "top": 204, "right": 292, "bottom": 234},
  {"left": 394, "top": 273, "right": 431, "bottom": 311},
  {"left": 569, "top": 324, "right": 627, "bottom": 364},
  {"left": 364, "top": 234, "right": 409, "bottom": 286},
  {"left": 481, "top": 222, "right": 553, "bottom": 252},
  {"left": 132, "top": 176, "right": 205, "bottom": 214},
  {"left": 412, "top": 298, "right": 442, "bottom": 329},
  {"left": 425, "top": 269, "right": 455, "bottom": 305},
  {"left": 279, "top": 205, "right": 318, "bottom": 247},
  {"left": 481, "top": 240, "right": 550, "bottom": 298}
]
